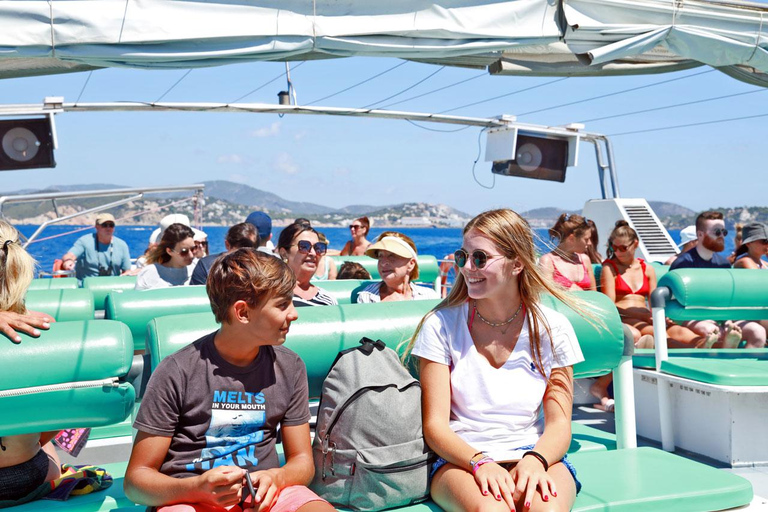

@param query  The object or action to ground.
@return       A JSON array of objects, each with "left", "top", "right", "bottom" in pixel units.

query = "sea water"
[{"left": 17, "top": 225, "right": 708, "bottom": 277}]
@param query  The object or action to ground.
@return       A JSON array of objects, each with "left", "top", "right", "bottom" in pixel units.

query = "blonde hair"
[
  {"left": 404, "top": 209, "right": 596, "bottom": 379},
  {"left": 375, "top": 231, "right": 419, "bottom": 281},
  {"left": 0, "top": 221, "right": 35, "bottom": 314}
]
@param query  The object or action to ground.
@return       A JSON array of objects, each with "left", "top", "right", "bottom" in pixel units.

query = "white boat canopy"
[{"left": 1, "top": 0, "right": 766, "bottom": 86}]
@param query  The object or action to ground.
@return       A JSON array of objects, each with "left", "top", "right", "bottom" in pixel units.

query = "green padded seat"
[
  {"left": 661, "top": 357, "right": 768, "bottom": 386},
  {"left": 633, "top": 348, "right": 768, "bottom": 370},
  {"left": 650, "top": 261, "right": 669, "bottom": 280},
  {"left": 83, "top": 276, "right": 139, "bottom": 310},
  {"left": 105, "top": 285, "right": 211, "bottom": 351},
  {"left": 659, "top": 269, "right": 768, "bottom": 321},
  {"left": 569, "top": 447, "right": 753, "bottom": 511},
  {"left": 570, "top": 423, "right": 617, "bottom": 452},
  {"left": 24, "top": 288, "right": 95, "bottom": 321},
  {"left": 307, "top": 279, "right": 374, "bottom": 304},
  {"left": 328, "top": 255, "right": 440, "bottom": 284},
  {"left": 0, "top": 320, "right": 135, "bottom": 436},
  {"left": 26, "top": 277, "right": 78, "bottom": 290}
]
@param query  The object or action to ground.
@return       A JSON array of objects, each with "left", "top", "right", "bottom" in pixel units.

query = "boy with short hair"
[{"left": 125, "top": 248, "right": 334, "bottom": 512}]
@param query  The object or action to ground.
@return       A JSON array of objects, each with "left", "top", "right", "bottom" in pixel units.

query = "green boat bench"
[
  {"left": 24, "top": 288, "right": 95, "bottom": 322},
  {"left": 1, "top": 293, "right": 753, "bottom": 511}
]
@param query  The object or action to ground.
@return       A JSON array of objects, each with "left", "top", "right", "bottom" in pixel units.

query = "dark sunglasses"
[
  {"left": 195, "top": 241, "right": 208, "bottom": 247},
  {"left": 611, "top": 243, "right": 631, "bottom": 252},
  {"left": 454, "top": 249, "right": 503, "bottom": 269},
  {"left": 349, "top": 224, "right": 363, "bottom": 230},
  {"left": 710, "top": 228, "right": 728, "bottom": 237},
  {"left": 100, "top": 222, "right": 115, "bottom": 228},
  {"left": 295, "top": 240, "right": 327, "bottom": 255},
  {"left": 172, "top": 247, "right": 192, "bottom": 256}
]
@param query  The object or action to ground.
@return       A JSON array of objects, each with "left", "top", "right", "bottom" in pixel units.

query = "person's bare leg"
[
  {"left": 667, "top": 325, "right": 717, "bottom": 349},
  {"left": 295, "top": 502, "right": 336, "bottom": 511},
  {"left": 41, "top": 441, "right": 62, "bottom": 482},
  {"left": 738, "top": 321, "right": 766, "bottom": 348},
  {"left": 719, "top": 321, "right": 743, "bottom": 349},
  {"left": 590, "top": 375, "right": 614, "bottom": 412},
  {"left": 431, "top": 463, "right": 510, "bottom": 512}
]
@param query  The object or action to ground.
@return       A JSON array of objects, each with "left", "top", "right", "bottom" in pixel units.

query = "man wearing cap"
[
  {"left": 60, "top": 213, "right": 133, "bottom": 280},
  {"left": 245, "top": 211, "right": 276, "bottom": 255},
  {"left": 664, "top": 225, "right": 697, "bottom": 265}
]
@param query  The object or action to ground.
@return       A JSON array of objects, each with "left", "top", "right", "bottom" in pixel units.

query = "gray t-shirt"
[
  {"left": 134, "top": 332, "right": 311, "bottom": 478},
  {"left": 135, "top": 263, "right": 193, "bottom": 290}
]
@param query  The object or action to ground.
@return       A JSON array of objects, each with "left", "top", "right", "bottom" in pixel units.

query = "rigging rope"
[
  {"left": 230, "top": 62, "right": 306, "bottom": 103},
  {"left": 609, "top": 111, "right": 768, "bottom": 137},
  {"left": 155, "top": 69, "right": 193, "bottom": 103},
  {"left": 360, "top": 66, "right": 446, "bottom": 110},
  {"left": 378, "top": 72, "right": 486, "bottom": 109},
  {"left": 437, "top": 78, "right": 569, "bottom": 114},
  {"left": 74, "top": 71, "right": 93, "bottom": 105},
  {"left": 305, "top": 61, "right": 409, "bottom": 106}
]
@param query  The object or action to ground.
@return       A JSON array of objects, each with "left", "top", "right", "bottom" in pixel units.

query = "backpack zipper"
[{"left": 0, "top": 377, "right": 120, "bottom": 398}]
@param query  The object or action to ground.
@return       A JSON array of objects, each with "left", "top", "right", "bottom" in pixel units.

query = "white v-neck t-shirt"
[{"left": 412, "top": 302, "right": 583, "bottom": 462}]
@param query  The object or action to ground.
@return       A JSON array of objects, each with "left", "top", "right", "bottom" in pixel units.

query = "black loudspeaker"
[
  {"left": 491, "top": 135, "right": 568, "bottom": 182},
  {"left": 0, "top": 118, "right": 56, "bottom": 171}
]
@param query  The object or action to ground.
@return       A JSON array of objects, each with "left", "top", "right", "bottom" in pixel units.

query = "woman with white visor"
[{"left": 356, "top": 231, "right": 440, "bottom": 303}]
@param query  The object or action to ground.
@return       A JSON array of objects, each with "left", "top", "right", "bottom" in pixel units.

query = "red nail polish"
[
  {"left": 525, "top": 502, "right": 531, "bottom": 508},
  {"left": 544, "top": 495, "right": 549, "bottom": 502},
  {"left": 553, "top": 491, "right": 558, "bottom": 497},
  {"left": 483, "top": 491, "right": 488, "bottom": 495}
]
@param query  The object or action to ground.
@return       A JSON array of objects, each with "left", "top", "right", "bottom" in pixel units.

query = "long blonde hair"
[
  {"left": 405, "top": 208, "right": 595, "bottom": 378},
  {"left": 0, "top": 221, "right": 35, "bottom": 314}
]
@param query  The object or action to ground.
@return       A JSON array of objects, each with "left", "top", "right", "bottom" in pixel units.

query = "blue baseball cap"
[{"left": 245, "top": 211, "right": 272, "bottom": 241}]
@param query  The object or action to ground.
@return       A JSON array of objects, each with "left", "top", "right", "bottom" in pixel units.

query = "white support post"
[
  {"left": 652, "top": 302, "right": 675, "bottom": 452},
  {"left": 613, "top": 354, "right": 637, "bottom": 449}
]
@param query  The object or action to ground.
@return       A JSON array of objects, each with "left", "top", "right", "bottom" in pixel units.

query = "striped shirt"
[{"left": 293, "top": 287, "right": 338, "bottom": 307}]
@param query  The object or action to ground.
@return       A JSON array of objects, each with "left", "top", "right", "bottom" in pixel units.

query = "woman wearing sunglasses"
[
  {"left": 135, "top": 223, "right": 196, "bottom": 291},
  {"left": 340, "top": 217, "right": 372, "bottom": 256},
  {"left": 277, "top": 224, "right": 338, "bottom": 307},
  {"left": 356, "top": 231, "right": 439, "bottom": 303},
  {"left": 406, "top": 209, "right": 588, "bottom": 512},
  {"left": 538, "top": 213, "right": 596, "bottom": 292}
]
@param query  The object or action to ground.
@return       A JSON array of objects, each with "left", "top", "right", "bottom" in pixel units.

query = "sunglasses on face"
[
  {"left": 195, "top": 241, "right": 208, "bottom": 248},
  {"left": 454, "top": 249, "right": 503, "bottom": 269},
  {"left": 349, "top": 224, "right": 363, "bottom": 230},
  {"left": 611, "top": 243, "right": 632, "bottom": 252},
  {"left": 709, "top": 228, "right": 728, "bottom": 237},
  {"left": 100, "top": 222, "right": 115, "bottom": 228},
  {"left": 295, "top": 240, "right": 328, "bottom": 255},
  {"left": 172, "top": 247, "right": 192, "bottom": 256}
]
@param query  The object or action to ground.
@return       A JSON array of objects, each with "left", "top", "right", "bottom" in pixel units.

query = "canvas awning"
[{"left": 1, "top": 0, "right": 766, "bottom": 86}]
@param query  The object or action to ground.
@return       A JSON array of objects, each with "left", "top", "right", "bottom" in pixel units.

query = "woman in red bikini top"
[
  {"left": 600, "top": 221, "right": 714, "bottom": 349},
  {"left": 539, "top": 213, "right": 596, "bottom": 291}
]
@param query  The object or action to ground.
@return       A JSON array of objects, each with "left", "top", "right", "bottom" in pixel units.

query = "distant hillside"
[{"left": 202, "top": 180, "right": 336, "bottom": 215}]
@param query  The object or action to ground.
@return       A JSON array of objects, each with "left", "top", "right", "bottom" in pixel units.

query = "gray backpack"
[{"left": 311, "top": 338, "right": 434, "bottom": 511}]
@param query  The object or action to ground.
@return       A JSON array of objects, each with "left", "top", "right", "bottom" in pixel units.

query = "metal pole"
[{"left": 651, "top": 287, "right": 675, "bottom": 452}]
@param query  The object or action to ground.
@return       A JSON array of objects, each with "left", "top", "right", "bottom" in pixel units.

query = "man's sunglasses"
[
  {"left": 710, "top": 228, "right": 728, "bottom": 237},
  {"left": 295, "top": 240, "right": 327, "bottom": 255},
  {"left": 100, "top": 222, "right": 115, "bottom": 228},
  {"left": 454, "top": 249, "right": 503, "bottom": 269}
]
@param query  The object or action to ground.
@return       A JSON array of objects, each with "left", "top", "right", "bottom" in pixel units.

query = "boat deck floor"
[{"left": 572, "top": 405, "right": 768, "bottom": 509}]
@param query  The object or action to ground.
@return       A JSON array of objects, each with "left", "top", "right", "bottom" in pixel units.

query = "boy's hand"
[
  {"left": 250, "top": 469, "right": 284, "bottom": 512},
  {"left": 0, "top": 310, "right": 54, "bottom": 343},
  {"left": 197, "top": 466, "right": 245, "bottom": 507}
]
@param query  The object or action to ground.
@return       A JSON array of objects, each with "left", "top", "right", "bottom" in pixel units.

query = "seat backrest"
[
  {"left": 82, "top": 275, "right": 138, "bottom": 310},
  {"left": 24, "top": 288, "right": 95, "bottom": 321},
  {"left": 328, "top": 255, "right": 440, "bottom": 284},
  {"left": 657, "top": 269, "right": 768, "bottom": 321},
  {"left": 0, "top": 320, "right": 135, "bottom": 436},
  {"left": 148, "top": 291, "right": 623, "bottom": 398},
  {"left": 310, "top": 279, "right": 375, "bottom": 304},
  {"left": 105, "top": 285, "right": 211, "bottom": 350},
  {"left": 26, "top": 277, "right": 79, "bottom": 290}
]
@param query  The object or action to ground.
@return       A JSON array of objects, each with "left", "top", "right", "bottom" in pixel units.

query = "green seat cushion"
[
  {"left": 570, "top": 447, "right": 752, "bottom": 511},
  {"left": 633, "top": 348, "right": 768, "bottom": 369},
  {"left": 26, "top": 277, "right": 79, "bottom": 290},
  {"left": 25, "top": 289, "right": 95, "bottom": 321},
  {"left": 83, "top": 276, "right": 138, "bottom": 310},
  {"left": 661, "top": 357, "right": 768, "bottom": 386},
  {"left": 659, "top": 269, "right": 768, "bottom": 321},
  {"left": 570, "top": 423, "right": 616, "bottom": 452},
  {"left": 307, "top": 279, "right": 375, "bottom": 304}
]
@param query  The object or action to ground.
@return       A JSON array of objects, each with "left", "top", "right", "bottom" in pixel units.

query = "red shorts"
[{"left": 157, "top": 485, "right": 326, "bottom": 512}]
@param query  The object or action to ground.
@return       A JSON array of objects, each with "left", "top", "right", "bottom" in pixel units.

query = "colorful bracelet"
[
  {"left": 471, "top": 456, "right": 494, "bottom": 475},
  {"left": 522, "top": 450, "right": 549, "bottom": 472}
]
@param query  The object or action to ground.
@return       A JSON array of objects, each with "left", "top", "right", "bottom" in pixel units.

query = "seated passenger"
[
  {"left": 190, "top": 223, "right": 259, "bottom": 286},
  {"left": 277, "top": 224, "right": 338, "bottom": 307},
  {"left": 356, "top": 232, "right": 439, "bottom": 303},
  {"left": 538, "top": 214, "right": 596, "bottom": 291},
  {"left": 312, "top": 232, "right": 337, "bottom": 281},
  {"left": 335, "top": 261, "right": 371, "bottom": 280},
  {"left": 732, "top": 222, "right": 768, "bottom": 270},
  {"left": 664, "top": 225, "right": 696, "bottom": 266},
  {"left": 135, "top": 223, "right": 196, "bottom": 291},
  {"left": 340, "top": 217, "right": 372, "bottom": 256},
  {"left": 408, "top": 209, "right": 585, "bottom": 512},
  {"left": 124, "top": 249, "right": 335, "bottom": 512},
  {"left": 585, "top": 219, "right": 603, "bottom": 265},
  {"left": 0, "top": 220, "right": 62, "bottom": 504},
  {"left": 671, "top": 211, "right": 765, "bottom": 348}
]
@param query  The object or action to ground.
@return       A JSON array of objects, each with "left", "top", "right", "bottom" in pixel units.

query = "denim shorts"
[{"left": 430, "top": 444, "right": 582, "bottom": 494}]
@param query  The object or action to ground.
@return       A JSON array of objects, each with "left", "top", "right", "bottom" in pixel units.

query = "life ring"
[
  {"left": 52, "top": 258, "right": 66, "bottom": 278},
  {"left": 439, "top": 254, "right": 456, "bottom": 298}
]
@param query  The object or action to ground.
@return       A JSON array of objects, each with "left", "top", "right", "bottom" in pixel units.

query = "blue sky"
[{"left": 0, "top": 57, "right": 765, "bottom": 216}]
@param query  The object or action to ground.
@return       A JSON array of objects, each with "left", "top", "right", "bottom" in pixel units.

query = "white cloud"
[
  {"left": 250, "top": 122, "right": 281, "bottom": 138},
  {"left": 274, "top": 153, "right": 299, "bottom": 175},
  {"left": 217, "top": 154, "right": 245, "bottom": 164}
]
